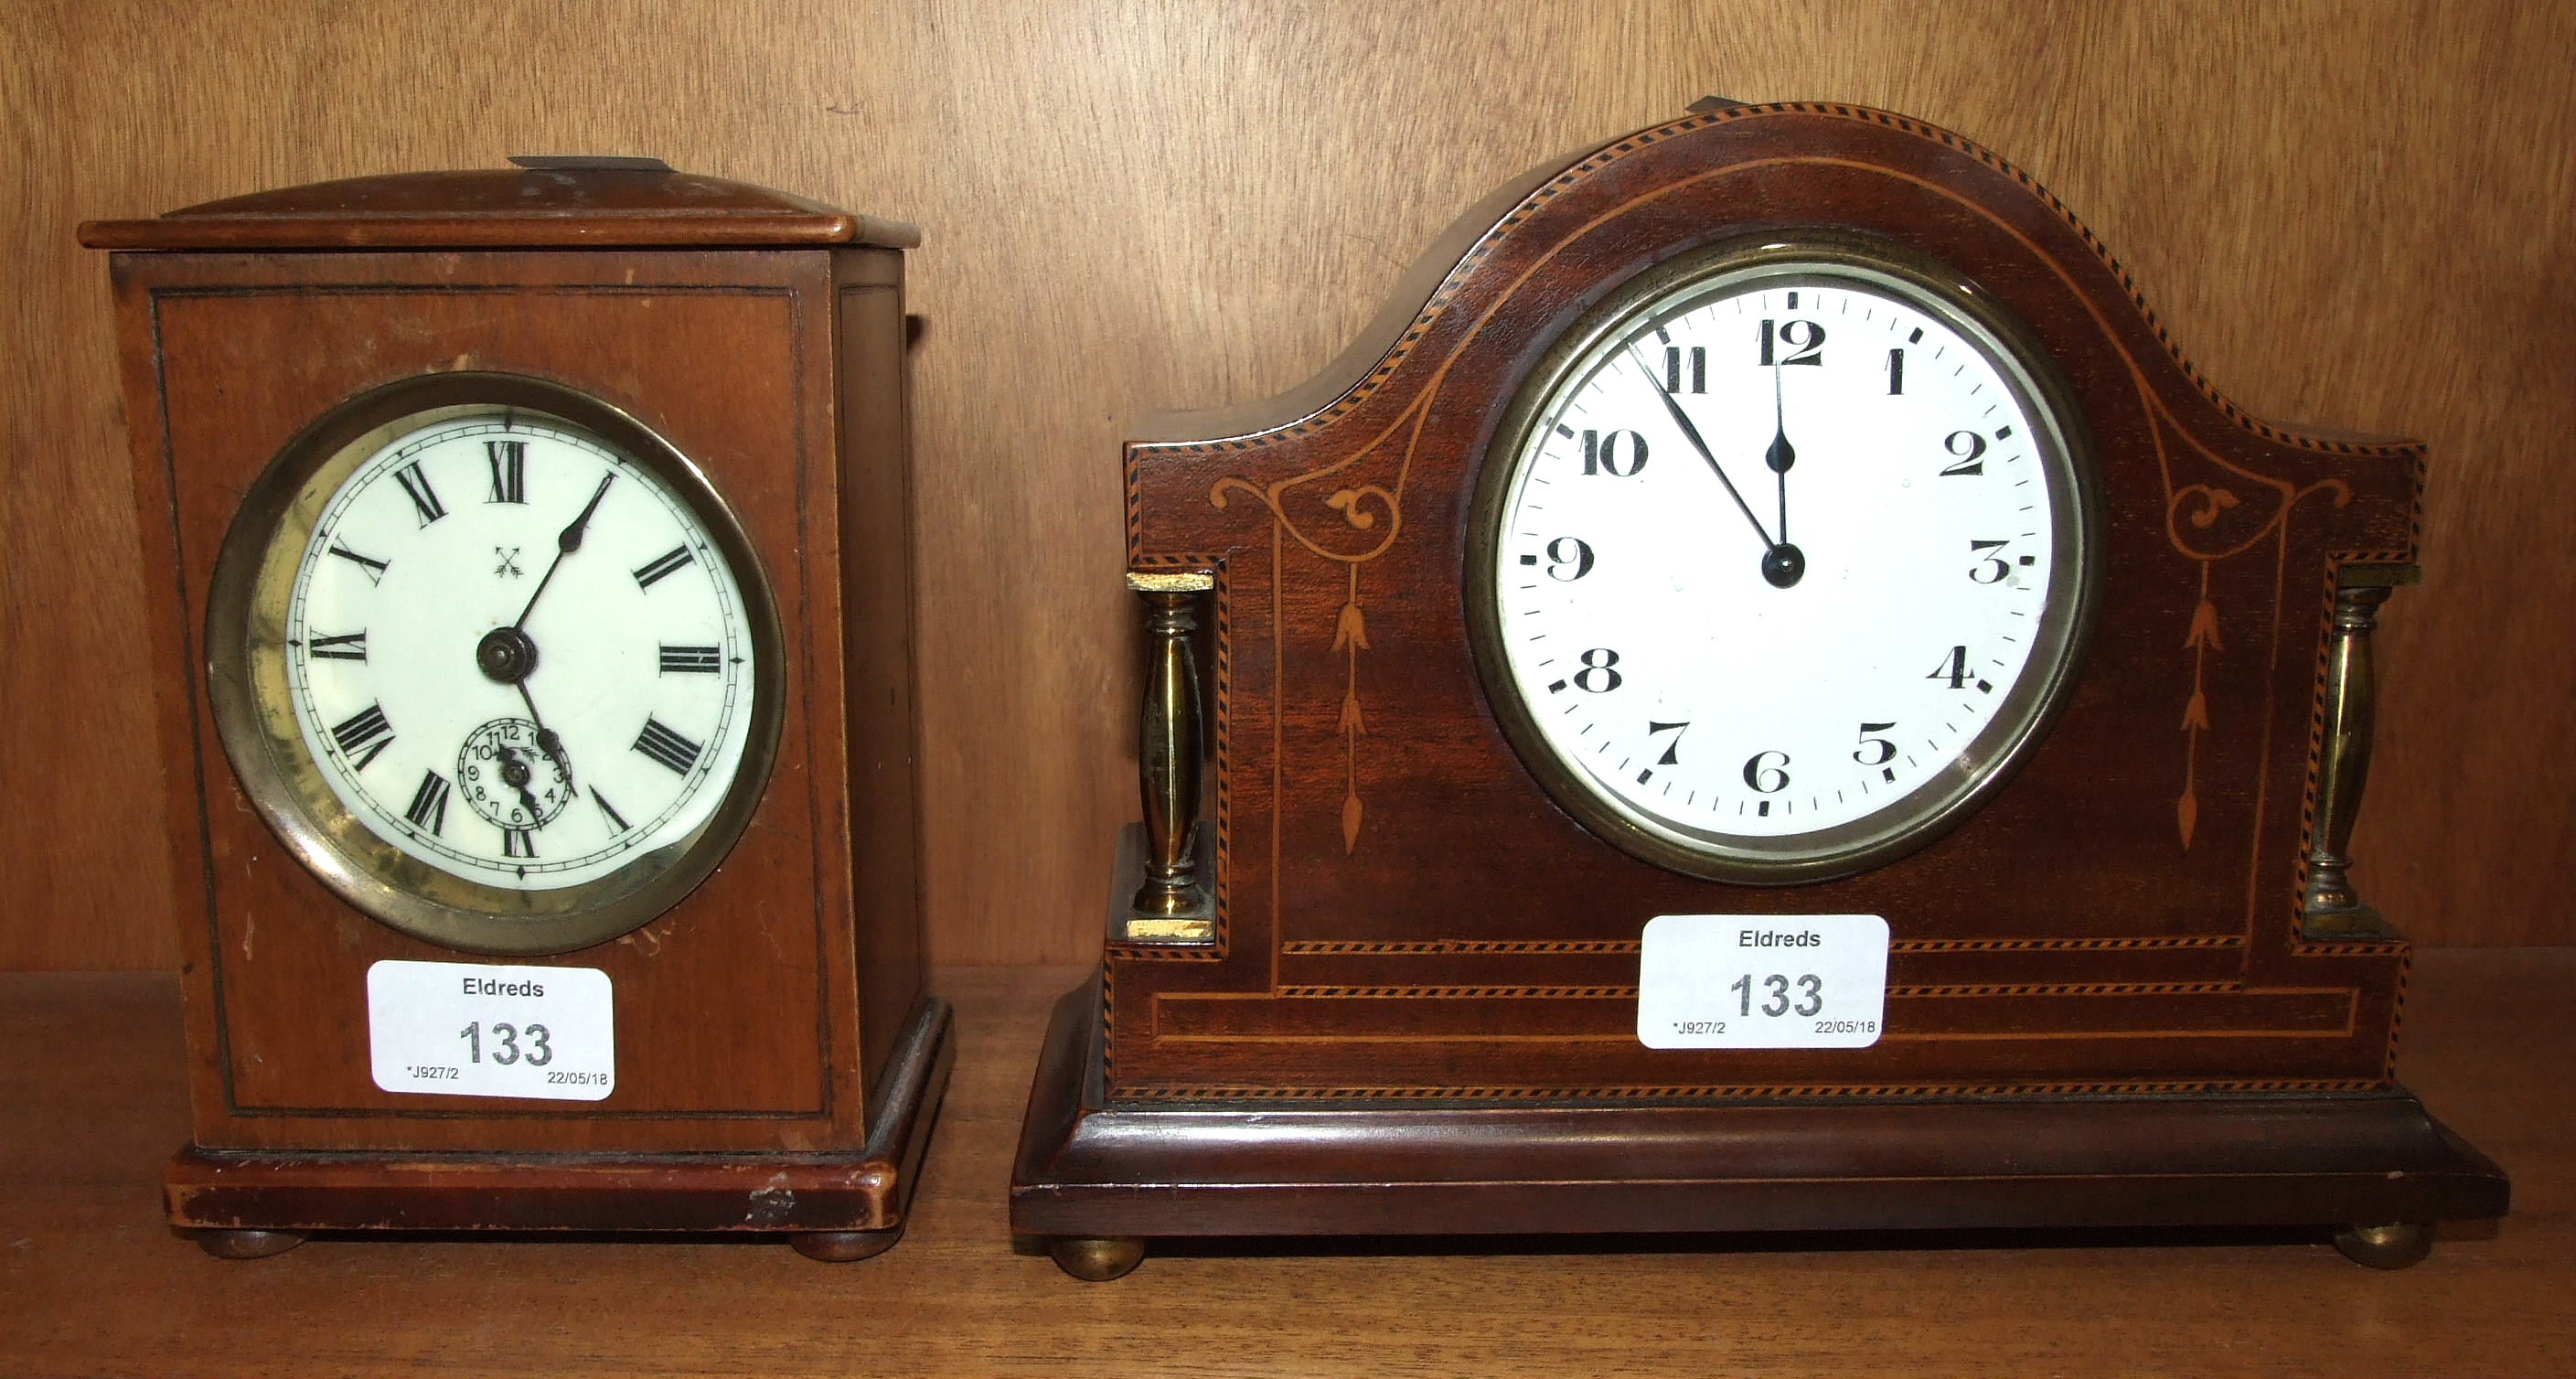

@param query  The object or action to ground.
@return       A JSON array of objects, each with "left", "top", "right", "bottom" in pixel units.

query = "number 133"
[{"left": 1730, "top": 973, "right": 1823, "bottom": 1018}]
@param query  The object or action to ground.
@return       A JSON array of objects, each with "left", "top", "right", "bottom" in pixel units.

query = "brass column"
[
  {"left": 2301, "top": 565, "right": 2416, "bottom": 940},
  {"left": 1121, "top": 571, "right": 1215, "bottom": 943}
]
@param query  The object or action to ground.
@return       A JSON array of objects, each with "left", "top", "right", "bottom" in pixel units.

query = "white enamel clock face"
[
  {"left": 206, "top": 375, "right": 784, "bottom": 955},
  {"left": 281, "top": 408, "right": 757, "bottom": 892},
  {"left": 1476, "top": 248, "right": 2093, "bottom": 882}
]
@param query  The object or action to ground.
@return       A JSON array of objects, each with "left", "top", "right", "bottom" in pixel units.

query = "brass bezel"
[
  {"left": 1466, "top": 233, "right": 2102, "bottom": 885},
  {"left": 204, "top": 371, "right": 786, "bottom": 955}
]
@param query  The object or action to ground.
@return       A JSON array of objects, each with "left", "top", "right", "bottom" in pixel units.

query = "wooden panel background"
[{"left": 3, "top": 0, "right": 2569, "bottom": 968}]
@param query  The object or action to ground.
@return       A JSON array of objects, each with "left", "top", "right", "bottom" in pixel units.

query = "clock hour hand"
[
  {"left": 1760, "top": 360, "right": 1804, "bottom": 589},
  {"left": 1767, "top": 358, "right": 1796, "bottom": 538},
  {"left": 473, "top": 624, "right": 575, "bottom": 793},
  {"left": 510, "top": 473, "right": 616, "bottom": 630},
  {"left": 514, "top": 682, "right": 576, "bottom": 793}
]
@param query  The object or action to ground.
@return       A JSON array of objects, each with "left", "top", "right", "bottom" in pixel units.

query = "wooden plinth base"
[
  {"left": 170, "top": 996, "right": 954, "bottom": 1258},
  {"left": 1010, "top": 982, "right": 2507, "bottom": 1276}
]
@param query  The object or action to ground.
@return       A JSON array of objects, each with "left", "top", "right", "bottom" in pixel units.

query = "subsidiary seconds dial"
[{"left": 1470, "top": 240, "right": 2097, "bottom": 882}]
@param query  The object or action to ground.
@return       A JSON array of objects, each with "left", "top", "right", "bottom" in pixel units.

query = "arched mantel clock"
[{"left": 1013, "top": 101, "right": 2506, "bottom": 1279}]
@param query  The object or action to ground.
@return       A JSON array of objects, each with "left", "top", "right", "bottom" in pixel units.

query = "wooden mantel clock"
[
  {"left": 1012, "top": 102, "right": 2507, "bottom": 1279},
  {"left": 82, "top": 157, "right": 950, "bottom": 1260}
]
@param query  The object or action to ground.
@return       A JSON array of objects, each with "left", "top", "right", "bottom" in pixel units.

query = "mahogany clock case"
[
  {"left": 81, "top": 164, "right": 950, "bottom": 1254},
  {"left": 1012, "top": 103, "right": 2506, "bottom": 1267}
]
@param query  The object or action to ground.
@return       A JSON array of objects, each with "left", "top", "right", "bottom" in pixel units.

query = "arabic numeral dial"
[{"left": 1483, "top": 253, "right": 2090, "bottom": 878}]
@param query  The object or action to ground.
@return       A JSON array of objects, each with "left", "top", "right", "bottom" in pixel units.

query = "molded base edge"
[
  {"left": 1010, "top": 981, "right": 2507, "bottom": 1242},
  {"left": 169, "top": 995, "right": 954, "bottom": 1241}
]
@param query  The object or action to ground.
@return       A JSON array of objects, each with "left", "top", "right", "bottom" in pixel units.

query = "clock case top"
[
  {"left": 86, "top": 164, "right": 929, "bottom": 1155},
  {"left": 1112, "top": 103, "right": 2425, "bottom": 1102},
  {"left": 79, "top": 158, "right": 920, "bottom": 251}
]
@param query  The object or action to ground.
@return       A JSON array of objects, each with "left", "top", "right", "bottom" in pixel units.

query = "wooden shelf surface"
[{"left": 3, "top": 952, "right": 2568, "bottom": 1377}]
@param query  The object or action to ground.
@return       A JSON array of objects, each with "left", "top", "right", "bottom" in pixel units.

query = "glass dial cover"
[
  {"left": 208, "top": 374, "right": 783, "bottom": 953},
  {"left": 1469, "top": 238, "right": 2098, "bottom": 883}
]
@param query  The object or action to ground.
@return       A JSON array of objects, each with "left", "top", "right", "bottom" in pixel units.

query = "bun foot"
[
  {"left": 1049, "top": 1235, "right": 1145, "bottom": 1281},
  {"left": 789, "top": 1226, "right": 903, "bottom": 1262},
  {"left": 195, "top": 1228, "right": 305, "bottom": 1259},
  {"left": 2334, "top": 1222, "right": 2434, "bottom": 1269}
]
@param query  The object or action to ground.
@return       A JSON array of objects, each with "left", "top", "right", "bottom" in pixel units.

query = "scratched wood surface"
[
  {"left": 1, "top": 954, "right": 2568, "bottom": 1377},
  {"left": 3, "top": 0, "right": 2570, "bottom": 967}
]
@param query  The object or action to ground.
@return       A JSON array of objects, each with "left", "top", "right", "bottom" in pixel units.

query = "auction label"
[
  {"left": 368, "top": 960, "right": 615, "bottom": 1101},
  {"left": 1637, "top": 914, "right": 1889, "bottom": 1050}
]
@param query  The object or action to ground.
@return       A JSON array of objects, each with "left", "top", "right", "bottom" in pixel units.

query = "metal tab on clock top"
[
  {"left": 1636, "top": 914, "right": 1889, "bottom": 1051},
  {"left": 367, "top": 959, "right": 615, "bottom": 1101}
]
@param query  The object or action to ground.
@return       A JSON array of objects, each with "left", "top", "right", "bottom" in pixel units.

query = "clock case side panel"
[
  {"left": 112, "top": 247, "right": 871, "bottom": 1153},
  {"left": 829, "top": 246, "right": 932, "bottom": 1100},
  {"left": 1111, "top": 103, "right": 2423, "bottom": 1100},
  {"left": 106, "top": 256, "right": 233, "bottom": 1129}
]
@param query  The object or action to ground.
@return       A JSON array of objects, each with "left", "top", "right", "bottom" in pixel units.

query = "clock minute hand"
[
  {"left": 510, "top": 472, "right": 616, "bottom": 631},
  {"left": 497, "top": 474, "right": 614, "bottom": 788},
  {"left": 1624, "top": 346, "right": 1775, "bottom": 551}
]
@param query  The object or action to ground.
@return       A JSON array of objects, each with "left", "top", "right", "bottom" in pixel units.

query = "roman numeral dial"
[
  {"left": 277, "top": 403, "right": 764, "bottom": 894},
  {"left": 1479, "top": 250, "right": 2091, "bottom": 880},
  {"left": 632, "top": 717, "right": 703, "bottom": 775}
]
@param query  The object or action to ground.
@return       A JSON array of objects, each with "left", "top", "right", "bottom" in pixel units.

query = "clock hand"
[
  {"left": 489, "top": 476, "right": 613, "bottom": 791},
  {"left": 1623, "top": 346, "right": 1803, "bottom": 587},
  {"left": 513, "top": 681, "right": 576, "bottom": 793},
  {"left": 1623, "top": 346, "right": 1774, "bottom": 551},
  {"left": 494, "top": 742, "right": 546, "bottom": 827},
  {"left": 1766, "top": 358, "right": 1796, "bottom": 543},
  {"left": 1758, "top": 359, "right": 1804, "bottom": 588},
  {"left": 510, "top": 472, "right": 616, "bottom": 631}
]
